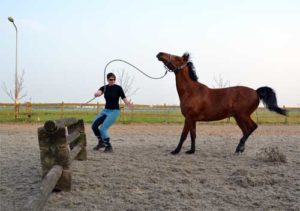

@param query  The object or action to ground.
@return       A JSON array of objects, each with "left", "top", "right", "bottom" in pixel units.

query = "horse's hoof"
[
  {"left": 234, "top": 151, "right": 241, "bottom": 155},
  {"left": 235, "top": 145, "right": 245, "bottom": 154},
  {"left": 171, "top": 150, "right": 179, "bottom": 155},
  {"left": 185, "top": 150, "right": 195, "bottom": 154},
  {"left": 236, "top": 146, "right": 245, "bottom": 153},
  {"left": 234, "top": 148, "right": 244, "bottom": 155}
]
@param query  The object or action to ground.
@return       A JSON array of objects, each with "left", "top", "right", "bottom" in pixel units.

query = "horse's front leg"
[
  {"left": 186, "top": 120, "right": 196, "bottom": 154},
  {"left": 171, "top": 119, "right": 189, "bottom": 154}
]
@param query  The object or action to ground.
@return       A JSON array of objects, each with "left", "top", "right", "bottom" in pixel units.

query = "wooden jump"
[{"left": 23, "top": 118, "right": 87, "bottom": 211}]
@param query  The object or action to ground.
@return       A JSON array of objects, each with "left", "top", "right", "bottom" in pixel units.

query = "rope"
[
  {"left": 103, "top": 59, "right": 168, "bottom": 86},
  {"left": 82, "top": 59, "right": 168, "bottom": 105},
  {"left": 82, "top": 97, "right": 96, "bottom": 105}
]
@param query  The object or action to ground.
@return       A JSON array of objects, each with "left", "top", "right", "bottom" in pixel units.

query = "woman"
[{"left": 92, "top": 72, "right": 133, "bottom": 152}]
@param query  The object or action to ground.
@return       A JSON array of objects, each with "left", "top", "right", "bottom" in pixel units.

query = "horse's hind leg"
[
  {"left": 186, "top": 120, "right": 196, "bottom": 154},
  {"left": 234, "top": 115, "right": 257, "bottom": 154},
  {"left": 171, "top": 119, "right": 190, "bottom": 154}
]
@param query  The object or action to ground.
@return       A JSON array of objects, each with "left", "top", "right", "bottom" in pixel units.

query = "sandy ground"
[{"left": 0, "top": 123, "right": 300, "bottom": 211}]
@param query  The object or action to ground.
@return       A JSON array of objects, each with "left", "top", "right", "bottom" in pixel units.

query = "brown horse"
[{"left": 156, "top": 52, "right": 287, "bottom": 154}]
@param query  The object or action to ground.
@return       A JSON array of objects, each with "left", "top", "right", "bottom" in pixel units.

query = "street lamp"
[{"left": 8, "top": 16, "right": 19, "bottom": 119}]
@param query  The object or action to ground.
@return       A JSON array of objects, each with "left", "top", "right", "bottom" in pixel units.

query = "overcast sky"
[{"left": 1, "top": 0, "right": 299, "bottom": 106}]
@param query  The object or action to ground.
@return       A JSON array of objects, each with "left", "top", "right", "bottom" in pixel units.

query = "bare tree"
[
  {"left": 2, "top": 69, "right": 27, "bottom": 102},
  {"left": 116, "top": 69, "right": 139, "bottom": 98},
  {"left": 212, "top": 74, "right": 230, "bottom": 88}
]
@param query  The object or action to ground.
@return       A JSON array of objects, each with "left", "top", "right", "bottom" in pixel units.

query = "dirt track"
[{"left": 0, "top": 123, "right": 299, "bottom": 211}]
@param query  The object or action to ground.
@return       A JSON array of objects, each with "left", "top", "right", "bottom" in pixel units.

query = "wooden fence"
[
  {"left": 0, "top": 102, "right": 299, "bottom": 124},
  {"left": 23, "top": 118, "right": 87, "bottom": 211}
]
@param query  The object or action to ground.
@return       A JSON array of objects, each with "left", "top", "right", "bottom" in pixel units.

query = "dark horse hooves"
[
  {"left": 185, "top": 150, "right": 195, "bottom": 154},
  {"left": 171, "top": 150, "right": 180, "bottom": 155},
  {"left": 235, "top": 145, "right": 245, "bottom": 154},
  {"left": 170, "top": 150, "right": 195, "bottom": 155}
]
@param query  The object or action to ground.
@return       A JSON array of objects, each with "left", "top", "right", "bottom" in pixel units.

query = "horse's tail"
[{"left": 256, "top": 86, "right": 287, "bottom": 116}]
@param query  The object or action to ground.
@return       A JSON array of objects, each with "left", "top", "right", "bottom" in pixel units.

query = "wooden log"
[
  {"left": 38, "top": 125, "right": 72, "bottom": 191},
  {"left": 23, "top": 165, "right": 63, "bottom": 211},
  {"left": 67, "top": 119, "right": 84, "bottom": 134},
  {"left": 55, "top": 144, "right": 71, "bottom": 169},
  {"left": 35, "top": 118, "right": 87, "bottom": 200},
  {"left": 75, "top": 133, "right": 87, "bottom": 161},
  {"left": 76, "top": 146, "right": 87, "bottom": 161},
  {"left": 55, "top": 169, "right": 71, "bottom": 192},
  {"left": 67, "top": 130, "right": 80, "bottom": 145},
  {"left": 70, "top": 144, "right": 82, "bottom": 161},
  {"left": 38, "top": 127, "right": 68, "bottom": 176},
  {"left": 44, "top": 118, "right": 79, "bottom": 133},
  {"left": 77, "top": 119, "right": 85, "bottom": 133}
]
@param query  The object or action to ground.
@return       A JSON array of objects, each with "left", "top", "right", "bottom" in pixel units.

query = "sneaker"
[
  {"left": 104, "top": 145, "right": 113, "bottom": 153},
  {"left": 93, "top": 140, "right": 105, "bottom": 150}
]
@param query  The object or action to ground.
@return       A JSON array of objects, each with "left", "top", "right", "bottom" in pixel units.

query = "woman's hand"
[
  {"left": 94, "top": 90, "right": 103, "bottom": 97},
  {"left": 123, "top": 98, "right": 134, "bottom": 108},
  {"left": 127, "top": 101, "right": 134, "bottom": 108}
]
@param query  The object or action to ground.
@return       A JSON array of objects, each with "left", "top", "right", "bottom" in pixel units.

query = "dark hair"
[
  {"left": 107, "top": 72, "right": 116, "bottom": 79},
  {"left": 182, "top": 52, "right": 198, "bottom": 81}
]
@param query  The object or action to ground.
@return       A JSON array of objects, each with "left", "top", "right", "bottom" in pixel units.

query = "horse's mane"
[{"left": 183, "top": 52, "right": 198, "bottom": 81}]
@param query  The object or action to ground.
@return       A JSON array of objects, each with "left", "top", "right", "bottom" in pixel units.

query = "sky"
[{"left": 1, "top": 0, "right": 300, "bottom": 106}]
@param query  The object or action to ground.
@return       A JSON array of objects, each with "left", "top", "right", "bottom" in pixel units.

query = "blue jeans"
[{"left": 91, "top": 109, "right": 120, "bottom": 141}]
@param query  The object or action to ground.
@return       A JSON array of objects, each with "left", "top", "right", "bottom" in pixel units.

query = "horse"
[{"left": 156, "top": 52, "right": 287, "bottom": 155}]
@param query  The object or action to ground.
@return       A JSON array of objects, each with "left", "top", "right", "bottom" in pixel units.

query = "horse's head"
[{"left": 156, "top": 52, "right": 190, "bottom": 73}]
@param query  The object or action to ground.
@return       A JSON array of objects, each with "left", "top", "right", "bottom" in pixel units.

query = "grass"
[{"left": 0, "top": 106, "right": 299, "bottom": 124}]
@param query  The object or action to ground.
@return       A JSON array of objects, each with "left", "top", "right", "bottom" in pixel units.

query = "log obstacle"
[{"left": 23, "top": 118, "right": 87, "bottom": 211}]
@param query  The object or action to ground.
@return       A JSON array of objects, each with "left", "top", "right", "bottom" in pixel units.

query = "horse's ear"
[{"left": 182, "top": 52, "right": 190, "bottom": 62}]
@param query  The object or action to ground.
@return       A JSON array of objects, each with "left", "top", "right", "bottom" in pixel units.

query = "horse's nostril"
[{"left": 156, "top": 53, "right": 163, "bottom": 60}]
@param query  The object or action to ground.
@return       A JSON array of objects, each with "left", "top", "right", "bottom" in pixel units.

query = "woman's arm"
[
  {"left": 122, "top": 98, "right": 133, "bottom": 108},
  {"left": 94, "top": 90, "right": 103, "bottom": 97}
]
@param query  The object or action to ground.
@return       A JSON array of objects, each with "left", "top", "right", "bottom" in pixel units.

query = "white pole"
[{"left": 8, "top": 16, "right": 19, "bottom": 119}]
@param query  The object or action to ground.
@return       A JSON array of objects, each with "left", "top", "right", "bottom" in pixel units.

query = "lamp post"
[{"left": 8, "top": 16, "right": 19, "bottom": 119}]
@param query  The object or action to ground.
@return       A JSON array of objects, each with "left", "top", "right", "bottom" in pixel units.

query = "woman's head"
[{"left": 107, "top": 73, "right": 116, "bottom": 85}]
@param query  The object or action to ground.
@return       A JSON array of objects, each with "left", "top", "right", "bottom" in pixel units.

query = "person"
[{"left": 92, "top": 72, "right": 133, "bottom": 152}]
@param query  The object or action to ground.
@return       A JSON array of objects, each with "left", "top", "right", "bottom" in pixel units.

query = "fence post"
[
  {"left": 25, "top": 102, "right": 32, "bottom": 119},
  {"left": 38, "top": 125, "right": 71, "bottom": 191},
  {"left": 96, "top": 102, "right": 100, "bottom": 113},
  {"left": 122, "top": 105, "right": 125, "bottom": 124},
  {"left": 283, "top": 105, "right": 288, "bottom": 124},
  {"left": 164, "top": 104, "right": 168, "bottom": 123},
  {"left": 15, "top": 103, "right": 20, "bottom": 120},
  {"left": 130, "top": 107, "right": 133, "bottom": 123},
  {"left": 60, "top": 101, "right": 64, "bottom": 118}
]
